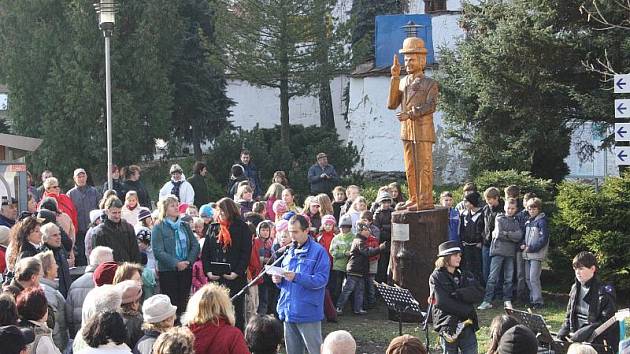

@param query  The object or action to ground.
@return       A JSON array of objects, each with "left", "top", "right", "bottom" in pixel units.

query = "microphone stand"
[{"left": 231, "top": 244, "right": 292, "bottom": 302}]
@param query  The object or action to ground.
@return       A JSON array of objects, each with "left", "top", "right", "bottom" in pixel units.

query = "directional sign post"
[
  {"left": 614, "top": 74, "right": 630, "bottom": 94},
  {"left": 614, "top": 147, "right": 630, "bottom": 165},
  {"left": 615, "top": 99, "right": 630, "bottom": 118},
  {"left": 615, "top": 123, "right": 630, "bottom": 142}
]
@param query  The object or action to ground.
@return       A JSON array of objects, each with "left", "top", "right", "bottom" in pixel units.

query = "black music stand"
[
  {"left": 376, "top": 282, "right": 425, "bottom": 336},
  {"left": 506, "top": 308, "right": 570, "bottom": 354}
]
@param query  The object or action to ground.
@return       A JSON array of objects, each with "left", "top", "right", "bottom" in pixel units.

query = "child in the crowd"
[
  {"left": 340, "top": 185, "right": 360, "bottom": 216},
  {"left": 191, "top": 217, "right": 205, "bottom": 247},
  {"left": 515, "top": 192, "right": 535, "bottom": 303},
  {"left": 335, "top": 221, "right": 385, "bottom": 315},
  {"left": 459, "top": 191, "right": 484, "bottom": 282},
  {"left": 362, "top": 218, "right": 381, "bottom": 309},
  {"left": 482, "top": 187, "right": 504, "bottom": 283},
  {"left": 191, "top": 248, "right": 208, "bottom": 294},
  {"left": 122, "top": 191, "right": 142, "bottom": 225},
  {"left": 314, "top": 193, "right": 333, "bottom": 217},
  {"left": 246, "top": 225, "right": 264, "bottom": 324},
  {"left": 373, "top": 190, "right": 393, "bottom": 283},
  {"left": 504, "top": 185, "right": 522, "bottom": 212},
  {"left": 478, "top": 198, "right": 523, "bottom": 310},
  {"left": 557, "top": 252, "right": 619, "bottom": 353},
  {"left": 228, "top": 164, "right": 248, "bottom": 198},
  {"left": 346, "top": 196, "right": 367, "bottom": 234},
  {"left": 304, "top": 197, "right": 322, "bottom": 235},
  {"left": 441, "top": 191, "right": 460, "bottom": 242},
  {"left": 332, "top": 186, "right": 346, "bottom": 222},
  {"left": 429, "top": 241, "right": 483, "bottom": 354},
  {"left": 136, "top": 227, "right": 157, "bottom": 299},
  {"left": 272, "top": 199, "right": 288, "bottom": 222},
  {"left": 388, "top": 182, "right": 405, "bottom": 206},
  {"left": 281, "top": 188, "right": 302, "bottom": 213},
  {"left": 252, "top": 201, "right": 266, "bottom": 220},
  {"left": 455, "top": 182, "right": 478, "bottom": 214},
  {"left": 264, "top": 183, "right": 285, "bottom": 221},
  {"left": 369, "top": 186, "right": 390, "bottom": 213},
  {"left": 256, "top": 221, "right": 275, "bottom": 315},
  {"left": 272, "top": 220, "right": 291, "bottom": 258},
  {"left": 329, "top": 214, "right": 355, "bottom": 304},
  {"left": 359, "top": 210, "right": 380, "bottom": 241},
  {"left": 198, "top": 203, "right": 214, "bottom": 237},
  {"left": 185, "top": 205, "right": 198, "bottom": 217},
  {"left": 317, "top": 215, "right": 339, "bottom": 323},
  {"left": 236, "top": 185, "right": 255, "bottom": 215},
  {"left": 522, "top": 197, "right": 548, "bottom": 308},
  {"left": 272, "top": 170, "right": 289, "bottom": 187}
]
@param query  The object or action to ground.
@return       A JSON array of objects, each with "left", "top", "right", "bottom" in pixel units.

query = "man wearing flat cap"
[{"left": 307, "top": 152, "right": 340, "bottom": 196}]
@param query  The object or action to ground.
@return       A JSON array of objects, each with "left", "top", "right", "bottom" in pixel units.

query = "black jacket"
[
  {"left": 557, "top": 277, "right": 619, "bottom": 353},
  {"left": 122, "top": 179, "right": 151, "bottom": 209},
  {"left": 40, "top": 243, "right": 71, "bottom": 298},
  {"left": 201, "top": 219, "right": 252, "bottom": 277},
  {"left": 429, "top": 267, "right": 483, "bottom": 333},
  {"left": 92, "top": 218, "right": 142, "bottom": 263},
  {"left": 187, "top": 173, "right": 210, "bottom": 208},
  {"left": 482, "top": 201, "right": 504, "bottom": 246},
  {"left": 459, "top": 209, "right": 484, "bottom": 245},
  {"left": 373, "top": 207, "right": 393, "bottom": 242},
  {"left": 345, "top": 235, "right": 382, "bottom": 276}
]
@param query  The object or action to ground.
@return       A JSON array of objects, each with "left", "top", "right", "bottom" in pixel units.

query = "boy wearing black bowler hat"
[{"left": 429, "top": 241, "right": 484, "bottom": 354}]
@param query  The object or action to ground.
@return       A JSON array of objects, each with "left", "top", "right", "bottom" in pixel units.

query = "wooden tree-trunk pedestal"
[{"left": 387, "top": 207, "right": 448, "bottom": 322}]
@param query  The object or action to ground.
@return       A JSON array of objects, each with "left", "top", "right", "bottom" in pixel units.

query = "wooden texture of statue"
[{"left": 387, "top": 36, "right": 439, "bottom": 211}]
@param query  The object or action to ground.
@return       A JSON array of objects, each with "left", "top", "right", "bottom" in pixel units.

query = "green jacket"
[{"left": 329, "top": 231, "right": 354, "bottom": 272}]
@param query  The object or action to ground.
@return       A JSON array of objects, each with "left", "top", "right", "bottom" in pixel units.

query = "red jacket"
[
  {"left": 248, "top": 238, "right": 264, "bottom": 285},
  {"left": 189, "top": 319, "right": 250, "bottom": 354},
  {"left": 0, "top": 245, "right": 6, "bottom": 274},
  {"left": 40, "top": 192, "right": 79, "bottom": 232},
  {"left": 367, "top": 235, "right": 380, "bottom": 262},
  {"left": 317, "top": 230, "right": 335, "bottom": 266}
]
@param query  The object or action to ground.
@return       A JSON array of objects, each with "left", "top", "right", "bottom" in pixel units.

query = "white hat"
[
  {"left": 89, "top": 209, "right": 103, "bottom": 224},
  {"left": 142, "top": 294, "right": 177, "bottom": 323},
  {"left": 73, "top": 168, "right": 86, "bottom": 177},
  {"left": 0, "top": 226, "right": 10, "bottom": 246}
]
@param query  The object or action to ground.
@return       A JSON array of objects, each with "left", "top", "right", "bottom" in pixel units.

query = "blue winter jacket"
[
  {"left": 276, "top": 236, "right": 330, "bottom": 323},
  {"left": 447, "top": 207, "right": 460, "bottom": 242},
  {"left": 523, "top": 213, "right": 549, "bottom": 261}
]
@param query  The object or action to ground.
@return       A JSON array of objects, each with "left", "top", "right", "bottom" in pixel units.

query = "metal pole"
[{"left": 104, "top": 33, "right": 113, "bottom": 191}]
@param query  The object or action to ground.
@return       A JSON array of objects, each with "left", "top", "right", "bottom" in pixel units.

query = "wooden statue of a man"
[{"left": 387, "top": 35, "right": 438, "bottom": 211}]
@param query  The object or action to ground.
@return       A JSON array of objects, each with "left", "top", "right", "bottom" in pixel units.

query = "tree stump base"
[{"left": 387, "top": 207, "right": 448, "bottom": 322}]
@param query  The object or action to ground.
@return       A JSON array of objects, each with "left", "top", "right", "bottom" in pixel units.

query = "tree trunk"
[
  {"left": 280, "top": 79, "right": 290, "bottom": 145},
  {"left": 319, "top": 78, "right": 335, "bottom": 130},
  {"left": 192, "top": 127, "right": 203, "bottom": 161}
]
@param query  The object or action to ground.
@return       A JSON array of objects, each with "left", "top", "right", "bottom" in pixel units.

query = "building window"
[{"left": 424, "top": 0, "right": 447, "bottom": 13}]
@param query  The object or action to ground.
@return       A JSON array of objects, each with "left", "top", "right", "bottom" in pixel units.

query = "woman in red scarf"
[{"left": 200, "top": 198, "right": 252, "bottom": 331}]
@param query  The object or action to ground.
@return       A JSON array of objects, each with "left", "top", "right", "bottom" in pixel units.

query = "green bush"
[
  {"left": 474, "top": 169, "right": 555, "bottom": 202},
  {"left": 549, "top": 174, "right": 630, "bottom": 294}
]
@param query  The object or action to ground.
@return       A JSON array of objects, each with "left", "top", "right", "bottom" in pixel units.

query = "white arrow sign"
[
  {"left": 615, "top": 99, "right": 630, "bottom": 118},
  {"left": 614, "top": 147, "right": 630, "bottom": 165},
  {"left": 614, "top": 74, "right": 630, "bottom": 94},
  {"left": 615, "top": 123, "right": 630, "bottom": 142}
]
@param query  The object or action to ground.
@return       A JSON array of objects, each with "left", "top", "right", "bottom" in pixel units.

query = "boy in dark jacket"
[
  {"left": 482, "top": 187, "right": 504, "bottom": 284},
  {"left": 557, "top": 252, "right": 619, "bottom": 354},
  {"left": 335, "top": 222, "right": 386, "bottom": 315},
  {"left": 373, "top": 191, "right": 393, "bottom": 283},
  {"left": 429, "top": 241, "right": 484, "bottom": 354},
  {"left": 459, "top": 192, "right": 484, "bottom": 283}
]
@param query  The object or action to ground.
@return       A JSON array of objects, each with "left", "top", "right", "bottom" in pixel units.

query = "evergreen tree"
[
  {"left": 171, "top": 0, "right": 233, "bottom": 161},
  {"left": 215, "top": 0, "right": 316, "bottom": 144},
  {"left": 438, "top": 0, "right": 617, "bottom": 182}
]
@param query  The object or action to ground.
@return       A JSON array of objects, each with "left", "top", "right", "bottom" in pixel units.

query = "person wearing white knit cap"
[{"left": 134, "top": 294, "right": 177, "bottom": 354}]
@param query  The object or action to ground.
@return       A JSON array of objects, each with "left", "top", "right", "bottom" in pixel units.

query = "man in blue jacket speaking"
[{"left": 273, "top": 214, "right": 330, "bottom": 354}]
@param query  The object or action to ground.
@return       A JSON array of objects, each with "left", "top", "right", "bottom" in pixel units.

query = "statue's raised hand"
[{"left": 391, "top": 54, "right": 401, "bottom": 78}]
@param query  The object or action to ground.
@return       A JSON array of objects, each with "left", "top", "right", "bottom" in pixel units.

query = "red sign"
[{"left": 6, "top": 164, "right": 26, "bottom": 172}]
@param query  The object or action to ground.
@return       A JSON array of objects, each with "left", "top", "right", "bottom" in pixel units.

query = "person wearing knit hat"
[
  {"left": 317, "top": 214, "right": 339, "bottom": 322},
  {"left": 255, "top": 221, "right": 275, "bottom": 315},
  {"left": 93, "top": 261, "right": 118, "bottom": 287},
  {"left": 272, "top": 219, "right": 291, "bottom": 260},
  {"left": 385, "top": 334, "right": 427, "bottom": 354},
  {"left": 135, "top": 295, "right": 178, "bottom": 354},
  {"left": 329, "top": 213, "right": 354, "bottom": 304},
  {"left": 271, "top": 199, "right": 288, "bottom": 221},
  {"left": 429, "top": 240, "right": 483, "bottom": 354},
  {"left": 496, "top": 324, "right": 538, "bottom": 354},
  {"left": 115, "top": 279, "right": 144, "bottom": 348},
  {"left": 199, "top": 204, "right": 214, "bottom": 219},
  {"left": 321, "top": 330, "right": 356, "bottom": 354}
]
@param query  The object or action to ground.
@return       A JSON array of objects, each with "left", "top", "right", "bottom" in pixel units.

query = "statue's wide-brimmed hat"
[{"left": 399, "top": 37, "right": 428, "bottom": 55}]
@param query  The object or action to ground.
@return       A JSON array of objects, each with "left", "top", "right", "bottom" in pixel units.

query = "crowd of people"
[{"left": 0, "top": 149, "right": 621, "bottom": 354}]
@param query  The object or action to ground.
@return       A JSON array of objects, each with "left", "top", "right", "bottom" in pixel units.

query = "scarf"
[
  {"left": 165, "top": 218, "right": 188, "bottom": 261},
  {"left": 127, "top": 204, "right": 138, "bottom": 211},
  {"left": 170, "top": 180, "right": 184, "bottom": 200},
  {"left": 218, "top": 219, "right": 232, "bottom": 249}
]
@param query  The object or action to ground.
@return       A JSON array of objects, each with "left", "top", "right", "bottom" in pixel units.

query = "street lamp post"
[{"left": 94, "top": 0, "right": 116, "bottom": 191}]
